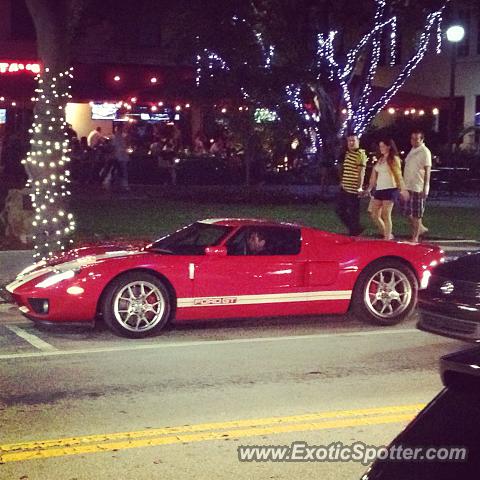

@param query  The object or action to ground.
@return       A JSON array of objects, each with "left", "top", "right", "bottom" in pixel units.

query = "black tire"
[
  {"left": 351, "top": 259, "right": 418, "bottom": 326},
  {"left": 101, "top": 272, "right": 172, "bottom": 338}
]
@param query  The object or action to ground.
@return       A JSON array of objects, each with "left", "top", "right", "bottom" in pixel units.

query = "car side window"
[
  {"left": 226, "top": 227, "right": 301, "bottom": 256},
  {"left": 150, "top": 223, "right": 231, "bottom": 255}
]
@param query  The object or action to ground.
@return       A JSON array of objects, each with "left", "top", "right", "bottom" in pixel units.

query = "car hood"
[
  {"left": 14, "top": 242, "right": 148, "bottom": 279},
  {"left": 432, "top": 252, "right": 480, "bottom": 282}
]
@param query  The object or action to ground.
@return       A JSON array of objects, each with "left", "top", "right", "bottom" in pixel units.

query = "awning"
[
  {"left": 373, "top": 86, "right": 449, "bottom": 110},
  {"left": 0, "top": 62, "right": 196, "bottom": 104}
]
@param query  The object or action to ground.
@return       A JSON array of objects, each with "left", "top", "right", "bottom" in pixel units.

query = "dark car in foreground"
[
  {"left": 362, "top": 347, "right": 480, "bottom": 479},
  {"left": 417, "top": 252, "right": 480, "bottom": 342}
]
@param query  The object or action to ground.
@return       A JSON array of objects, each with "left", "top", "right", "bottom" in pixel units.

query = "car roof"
[{"left": 199, "top": 218, "right": 303, "bottom": 228}]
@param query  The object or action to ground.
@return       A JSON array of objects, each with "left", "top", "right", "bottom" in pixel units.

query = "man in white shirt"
[
  {"left": 402, "top": 130, "right": 432, "bottom": 242},
  {"left": 87, "top": 126, "right": 104, "bottom": 148}
]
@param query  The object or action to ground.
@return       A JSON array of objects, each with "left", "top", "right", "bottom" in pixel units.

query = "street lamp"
[
  {"left": 446, "top": 24, "right": 465, "bottom": 159},
  {"left": 446, "top": 25, "right": 465, "bottom": 43}
]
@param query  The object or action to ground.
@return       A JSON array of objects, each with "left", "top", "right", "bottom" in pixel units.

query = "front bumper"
[
  {"left": 418, "top": 309, "right": 480, "bottom": 342},
  {"left": 5, "top": 276, "right": 97, "bottom": 324}
]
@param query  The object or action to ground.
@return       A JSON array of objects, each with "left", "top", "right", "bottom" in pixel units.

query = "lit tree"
[
  {"left": 24, "top": 0, "right": 88, "bottom": 260},
  {"left": 192, "top": 0, "right": 449, "bottom": 156},
  {"left": 316, "top": 0, "right": 447, "bottom": 137}
]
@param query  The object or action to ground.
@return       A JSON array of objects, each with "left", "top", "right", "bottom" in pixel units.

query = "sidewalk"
[{"left": 69, "top": 183, "right": 480, "bottom": 208}]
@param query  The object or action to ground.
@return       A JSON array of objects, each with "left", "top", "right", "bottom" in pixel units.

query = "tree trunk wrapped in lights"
[
  {"left": 24, "top": 0, "right": 86, "bottom": 260},
  {"left": 24, "top": 67, "right": 75, "bottom": 259}
]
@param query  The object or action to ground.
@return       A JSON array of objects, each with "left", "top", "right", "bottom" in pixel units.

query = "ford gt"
[{"left": 5, "top": 219, "right": 444, "bottom": 338}]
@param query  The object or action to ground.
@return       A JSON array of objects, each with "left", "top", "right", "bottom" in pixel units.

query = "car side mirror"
[{"left": 205, "top": 246, "right": 227, "bottom": 257}]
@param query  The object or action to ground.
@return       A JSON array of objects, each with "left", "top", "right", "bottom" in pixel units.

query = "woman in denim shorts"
[{"left": 367, "top": 138, "right": 409, "bottom": 240}]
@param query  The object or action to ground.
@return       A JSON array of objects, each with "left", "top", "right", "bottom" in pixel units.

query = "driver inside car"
[{"left": 246, "top": 230, "right": 269, "bottom": 255}]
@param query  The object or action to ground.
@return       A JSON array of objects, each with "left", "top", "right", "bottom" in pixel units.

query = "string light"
[
  {"left": 316, "top": 1, "right": 447, "bottom": 136},
  {"left": 254, "top": 30, "right": 275, "bottom": 69},
  {"left": 195, "top": 1, "right": 446, "bottom": 150},
  {"left": 195, "top": 49, "right": 230, "bottom": 86},
  {"left": 285, "top": 85, "right": 322, "bottom": 153},
  {"left": 23, "top": 66, "right": 75, "bottom": 260},
  {"left": 196, "top": 13, "right": 274, "bottom": 87},
  {"left": 353, "top": 7, "right": 446, "bottom": 136},
  {"left": 389, "top": 16, "right": 397, "bottom": 65}
]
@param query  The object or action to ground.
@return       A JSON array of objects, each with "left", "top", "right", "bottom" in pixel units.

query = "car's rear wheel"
[
  {"left": 101, "top": 272, "right": 172, "bottom": 338},
  {"left": 351, "top": 259, "right": 418, "bottom": 325}
]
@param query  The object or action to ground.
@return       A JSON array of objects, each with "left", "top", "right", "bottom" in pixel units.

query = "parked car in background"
[
  {"left": 4, "top": 219, "right": 443, "bottom": 338},
  {"left": 417, "top": 252, "right": 480, "bottom": 342}
]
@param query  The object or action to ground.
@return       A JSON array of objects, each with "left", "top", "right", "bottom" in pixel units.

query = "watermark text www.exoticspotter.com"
[{"left": 237, "top": 441, "right": 467, "bottom": 465}]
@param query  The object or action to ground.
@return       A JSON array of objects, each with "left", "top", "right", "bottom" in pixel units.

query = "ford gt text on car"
[{"left": 5, "top": 219, "right": 444, "bottom": 338}]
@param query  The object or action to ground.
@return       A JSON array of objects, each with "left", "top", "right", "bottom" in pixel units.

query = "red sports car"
[{"left": 6, "top": 219, "right": 444, "bottom": 338}]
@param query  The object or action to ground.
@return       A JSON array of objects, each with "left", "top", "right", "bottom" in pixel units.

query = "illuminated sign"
[
  {"left": 91, "top": 102, "right": 119, "bottom": 120},
  {"left": 254, "top": 108, "right": 278, "bottom": 123},
  {"left": 0, "top": 62, "right": 41, "bottom": 74}
]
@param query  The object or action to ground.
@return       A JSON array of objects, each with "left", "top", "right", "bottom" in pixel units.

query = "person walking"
[
  {"left": 402, "top": 130, "right": 432, "bottom": 242},
  {"left": 112, "top": 126, "right": 130, "bottom": 192},
  {"left": 367, "top": 138, "right": 409, "bottom": 240},
  {"left": 336, "top": 133, "right": 368, "bottom": 236}
]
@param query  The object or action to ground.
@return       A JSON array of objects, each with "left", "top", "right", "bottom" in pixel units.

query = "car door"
[{"left": 188, "top": 226, "right": 308, "bottom": 317}]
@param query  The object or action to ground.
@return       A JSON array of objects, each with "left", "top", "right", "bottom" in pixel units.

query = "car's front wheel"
[
  {"left": 351, "top": 259, "right": 418, "bottom": 325},
  {"left": 101, "top": 272, "right": 172, "bottom": 338}
]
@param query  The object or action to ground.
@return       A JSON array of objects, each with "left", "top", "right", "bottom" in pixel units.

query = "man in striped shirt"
[{"left": 335, "top": 134, "right": 367, "bottom": 236}]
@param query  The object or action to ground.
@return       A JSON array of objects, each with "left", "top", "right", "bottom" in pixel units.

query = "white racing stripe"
[
  {"left": 0, "top": 328, "right": 420, "bottom": 360},
  {"left": 178, "top": 290, "right": 352, "bottom": 308},
  {"left": 5, "top": 251, "right": 142, "bottom": 294},
  {"left": 6, "top": 325, "right": 58, "bottom": 352},
  {"left": 6, "top": 267, "right": 54, "bottom": 293}
]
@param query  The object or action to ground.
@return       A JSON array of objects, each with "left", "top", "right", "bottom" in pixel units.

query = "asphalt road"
[{"left": 0, "top": 310, "right": 465, "bottom": 480}]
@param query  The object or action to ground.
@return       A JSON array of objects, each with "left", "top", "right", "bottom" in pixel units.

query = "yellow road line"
[
  {"left": 1, "top": 403, "right": 424, "bottom": 453},
  {"left": 0, "top": 413, "right": 417, "bottom": 463}
]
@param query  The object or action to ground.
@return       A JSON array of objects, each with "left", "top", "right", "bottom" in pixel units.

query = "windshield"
[{"left": 147, "top": 222, "right": 232, "bottom": 255}]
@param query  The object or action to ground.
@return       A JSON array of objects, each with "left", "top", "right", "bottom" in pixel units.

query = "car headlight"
[
  {"left": 420, "top": 270, "right": 432, "bottom": 289},
  {"left": 35, "top": 270, "right": 76, "bottom": 288}
]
